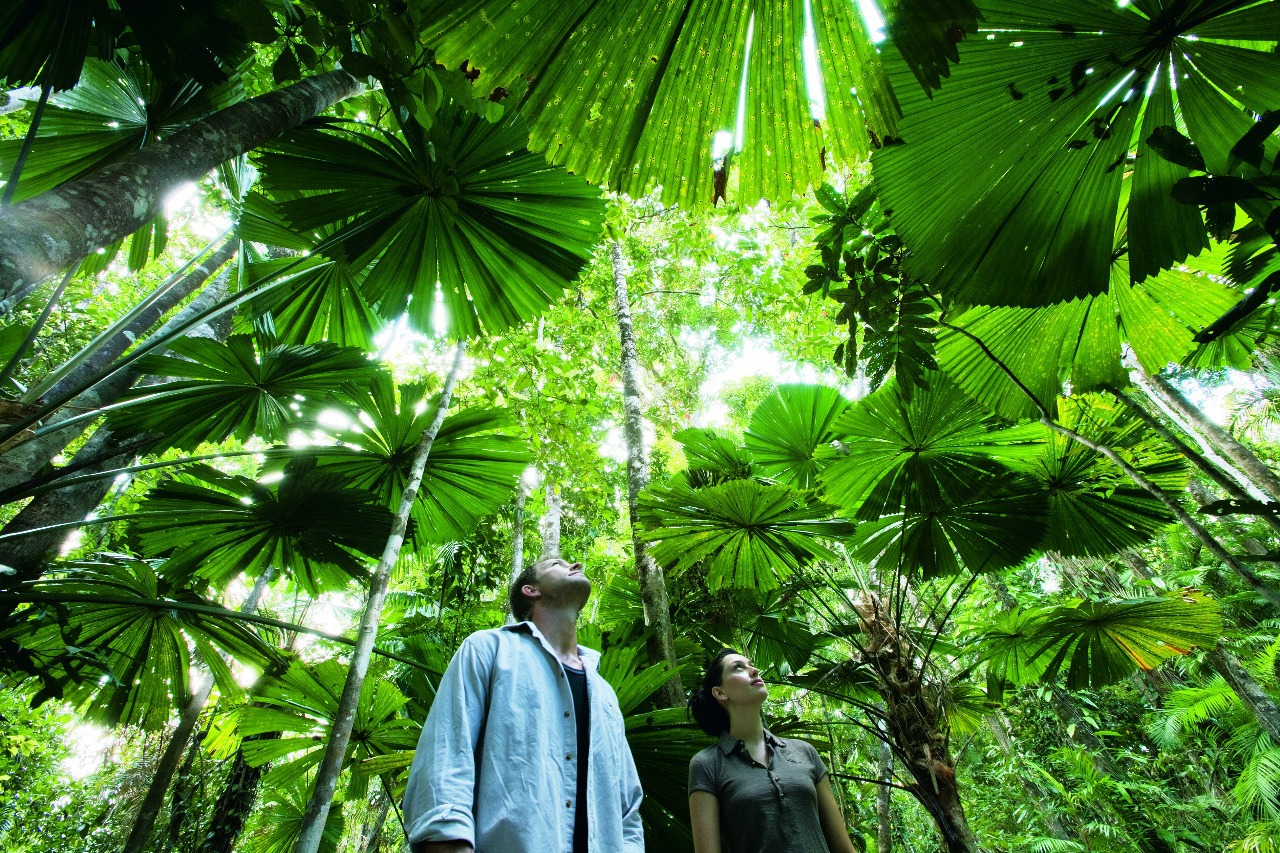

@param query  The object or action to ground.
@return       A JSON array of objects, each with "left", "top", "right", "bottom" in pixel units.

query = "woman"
[{"left": 688, "top": 649, "right": 858, "bottom": 853}]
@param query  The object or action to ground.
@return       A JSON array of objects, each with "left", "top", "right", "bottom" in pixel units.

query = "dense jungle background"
[{"left": 2, "top": 1, "right": 1280, "bottom": 851}]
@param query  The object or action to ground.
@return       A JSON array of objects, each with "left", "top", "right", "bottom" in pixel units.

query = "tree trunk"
[
  {"left": 610, "top": 241, "right": 683, "bottom": 709},
  {"left": 539, "top": 476, "right": 562, "bottom": 560},
  {"left": 0, "top": 240, "right": 236, "bottom": 494},
  {"left": 1140, "top": 368, "right": 1280, "bottom": 503},
  {"left": 162, "top": 719, "right": 205, "bottom": 852},
  {"left": 0, "top": 70, "right": 359, "bottom": 303},
  {"left": 0, "top": 275, "right": 231, "bottom": 598},
  {"left": 359, "top": 794, "right": 391, "bottom": 853},
  {"left": 121, "top": 570, "right": 272, "bottom": 853},
  {"left": 511, "top": 478, "right": 527, "bottom": 581},
  {"left": 1206, "top": 644, "right": 1280, "bottom": 743},
  {"left": 852, "top": 592, "right": 980, "bottom": 853},
  {"left": 293, "top": 342, "right": 466, "bottom": 853},
  {"left": 876, "top": 721, "right": 894, "bottom": 853},
  {"left": 1112, "top": 386, "right": 1280, "bottom": 535}
]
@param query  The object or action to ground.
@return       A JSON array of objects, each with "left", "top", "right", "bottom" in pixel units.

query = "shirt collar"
[
  {"left": 502, "top": 620, "right": 600, "bottom": 671},
  {"left": 716, "top": 728, "right": 787, "bottom": 755}
]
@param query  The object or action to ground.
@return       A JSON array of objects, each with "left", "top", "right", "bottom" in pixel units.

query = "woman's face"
[{"left": 712, "top": 654, "right": 767, "bottom": 708}]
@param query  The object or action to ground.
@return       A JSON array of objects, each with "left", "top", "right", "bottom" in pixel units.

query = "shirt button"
[
  {"left": 564, "top": 711, "right": 571, "bottom": 718},
  {"left": 565, "top": 753, "right": 573, "bottom": 760},
  {"left": 566, "top": 800, "right": 572, "bottom": 808}
]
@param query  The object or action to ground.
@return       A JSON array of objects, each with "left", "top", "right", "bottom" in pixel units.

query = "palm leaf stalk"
[
  {"left": 293, "top": 341, "right": 465, "bottom": 853},
  {"left": 940, "top": 318, "right": 1280, "bottom": 612},
  {"left": 611, "top": 241, "right": 682, "bottom": 707},
  {"left": 121, "top": 567, "right": 274, "bottom": 853},
  {"left": 0, "top": 69, "right": 360, "bottom": 305}
]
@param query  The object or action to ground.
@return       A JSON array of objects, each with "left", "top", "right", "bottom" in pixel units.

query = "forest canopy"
[{"left": 1, "top": 1, "right": 1280, "bottom": 852}]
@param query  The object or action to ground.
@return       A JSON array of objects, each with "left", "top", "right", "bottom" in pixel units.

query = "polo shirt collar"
[{"left": 717, "top": 728, "right": 787, "bottom": 755}]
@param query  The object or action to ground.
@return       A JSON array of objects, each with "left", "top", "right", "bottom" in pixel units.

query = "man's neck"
[{"left": 530, "top": 606, "right": 581, "bottom": 662}]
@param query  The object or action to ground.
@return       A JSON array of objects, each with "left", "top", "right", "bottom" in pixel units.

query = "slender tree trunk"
[
  {"left": 1044, "top": 417, "right": 1280, "bottom": 610},
  {"left": 610, "top": 241, "right": 683, "bottom": 708},
  {"left": 121, "top": 570, "right": 273, "bottom": 853},
  {"left": 1112, "top": 386, "right": 1280, "bottom": 535},
  {"left": 0, "top": 70, "right": 359, "bottom": 303},
  {"left": 293, "top": 342, "right": 466, "bottom": 853},
  {"left": 1207, "top": 644, "right": 1280, "bottom": 743},
  {"left": 162, "top": 719, "right": 205, "bottom": 852},
  {"left": 1139, "top": 368, "right": 1280, "bottom": 503},
  {"left": 539, "top": 476, "right": 562, "bottom": 560},
  {"left": 359, "top": 794, "right": 391, "bottom": 853},
  {"left": 0, "top": 275, "right": 231, "bottom": 597},
  {"left": 511, "top": 478, "right": 527, "bottom": 581},
  {"left": 0, "top": 240, "right": 236, "bottom": 494},
  {"left": 877, "top": 720, "right": 895, "bottom": 853}
]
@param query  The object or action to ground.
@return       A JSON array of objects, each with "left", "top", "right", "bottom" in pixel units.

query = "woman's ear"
[{"left": 711, "top": 685, "right": 727, "bottom": 703}]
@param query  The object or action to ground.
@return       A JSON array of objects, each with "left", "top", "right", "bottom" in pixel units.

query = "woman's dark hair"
[{"left": 688, "top": 648, "right": 741, "bottom": 737}]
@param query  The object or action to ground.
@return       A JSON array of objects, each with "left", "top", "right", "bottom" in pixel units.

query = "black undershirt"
[{"left": 563, "top": 664, "right": 590, "bottom": 853}]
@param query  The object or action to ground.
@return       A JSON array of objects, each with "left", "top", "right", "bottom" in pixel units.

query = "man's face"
[{"left": 529, "top": 557, "right": 591, "bottom": 609}]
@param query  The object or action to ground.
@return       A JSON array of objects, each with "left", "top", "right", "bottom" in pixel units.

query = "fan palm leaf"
[
  {"left": 280, "top": 374, "right": 529, "bottom": 549},
  {"left": 0, "top": 56, "right": 242, "bottom": 203},
  {"left": 937, "top": 264, "right": 1240, "bottom": 421},
  {"left": 1, "top": 557, "right": 277, "bottom": 729},
  {"left": 873, "top": 0, "right": 1280, "bottom": 306},
  {"left": 131, "top": 459, "right": 392, "bottom": 594},
  {"left": 0, "top": 0, "right": 270, "bottom": 90},
  {"left": 818, "top": 375, "right": 1045, "bottom": 521},
  {"left": 674, "top": 427, "right": 756, "bottom": 484},
  {"left": 235, "top": 191, "right": 384, "bottom": 350},
  {"left": 1029, "top": 394, "right": 1188, "bottom": 556},
  {"left": 413, "top": 0, "right": 907, "bottom": 208},
  {"left": 241, "top": 780, "right": 346, "bottom": 853},
  {"left": 638, "top": 478, "right": 854, "bottom": 591},
  {"left": 852, "top": 467, "right": 1049, "bottom": 578},
  {"left": 255, "top": 112, "right": 605, "bottom": 338},
  {"left": 978, "top": 591, "right": 1223, "bottom": 692},
  {"left": 744, "top": 383, "right": 850, "bottom": 489},
  {"left": 236, "top": 658, "right": 420, "bottom": 793},
  {"left": 107, "top": 333, "right": 380, "bottom": 452}
]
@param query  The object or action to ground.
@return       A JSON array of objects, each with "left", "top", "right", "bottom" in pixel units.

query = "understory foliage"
[{"left": 2, "top": 1, "right": 1280, "bottom": 852}]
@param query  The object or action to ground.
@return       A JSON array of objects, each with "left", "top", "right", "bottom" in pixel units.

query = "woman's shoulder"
[{"left": 690, "top": 742, "right": 722, "bottom": 766}]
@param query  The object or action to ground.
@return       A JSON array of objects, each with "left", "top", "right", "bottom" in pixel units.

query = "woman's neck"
[{"left": 726, "top": 706, "right": 765, "bottom": 744}]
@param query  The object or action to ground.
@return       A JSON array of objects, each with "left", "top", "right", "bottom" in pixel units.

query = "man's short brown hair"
[{"left": 508, "top": 563, "right": 540, "bottom": 621}]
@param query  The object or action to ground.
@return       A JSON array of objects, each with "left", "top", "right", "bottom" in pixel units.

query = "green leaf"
[
  {"left": 277, "top": 374, "right": 530, "bottom": 549},
  {"left": 1, "top": 557, "right": 278, "bottom": 729},
  {"left": 256, "top": 111, "right": 606, "bottom": 338},
  {"left": 638, "top": 479, "right": 854, "bottom": 592},
  {"left": 132, "top": 458, "right": 392, "bottom": 593},
  {"left": 674, "top": 427, "right": 756, "bottom": 483},
  {"left": 852, "top": 467, "right": 1048, "bottom": 578},
  {"left": 1028, "top": 394, "right": 1188, "bottom": 557},
  {"left": 744, "top": 384, "right": 850, "bottom": 489},
  {"left": 818, "top": 374, "right": 1044, "bottom": 520},
  {"left": 873, "top": 0, "right": 1278, "bottom": 305},
  {"left": 108, "top": 334, "right": 381, "bottom": 453},
  {"left": 415, "top": 0, "right": 898, "bottom": 208}
]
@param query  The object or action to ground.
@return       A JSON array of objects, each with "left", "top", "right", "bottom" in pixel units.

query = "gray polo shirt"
[{"left": 688, "top": 729, "right": 831, "bottom": 853}]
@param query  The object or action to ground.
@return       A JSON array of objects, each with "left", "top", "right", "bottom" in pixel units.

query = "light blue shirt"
[{"left": 402, "top": 622, "right": 645, "bottom": 852}]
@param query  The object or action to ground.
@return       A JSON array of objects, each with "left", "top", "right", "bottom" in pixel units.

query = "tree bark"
[
  {"left": 1112, "top": 386, "right": 1280, "bottom": 536},
  {"left": 610, "top": 241, "right": 683, "bottom": 709},
  {"left": 293, "top": 342, "right": 466, "bottom": 853},
  {"left": 539, "top": 476, "right": 562, "bottom": 560},
  {"left": 121, "top": 570, "right": 272, "bottom": 853},
  {"left": 0, "top": 240, "right": 236, "bottom": 494},
  {"left": 1140, "top": 369, "right": 1280, "bottom": 503},
  {"left": 1206, "top": 644, "right": 1280, "bottom": 743},
  {"left": 0, "top": 70, "right": 359, "bottom": 303},
  {"left": 511, "top": 477, "right": 527, "bottom": 581},
  {"left": 204, "top": 733, "right": 278, "bottom": 853},
  {"left": 876, "top": 721, "right": 895, "bottom": 853}
]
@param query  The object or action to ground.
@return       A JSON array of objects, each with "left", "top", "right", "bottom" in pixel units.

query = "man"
[{"left": 403, "top": 556, "right": 645, "bottom": 853}]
